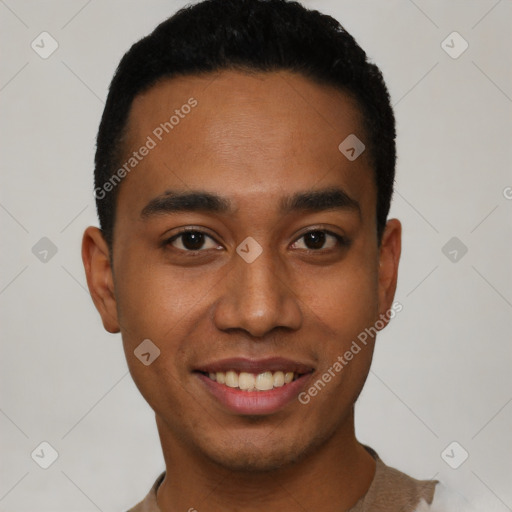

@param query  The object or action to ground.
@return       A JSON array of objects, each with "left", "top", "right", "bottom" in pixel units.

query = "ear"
[
  {"left": 81, "top": 226, "right": 120, "bottom": 333},
  {"left": 376, "top": 218, "right": 402, "bottom": 328}
]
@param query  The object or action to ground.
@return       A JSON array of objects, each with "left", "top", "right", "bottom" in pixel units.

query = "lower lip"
[{"left": 196, "top": 373, "right": 312, "bottom": 415}]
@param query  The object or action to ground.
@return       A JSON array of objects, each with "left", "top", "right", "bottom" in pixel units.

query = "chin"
[
  {"left": 205, "top": 444, "right": 302, "bottom": 473},
  {"left": 199, "top": 427, "right": 329, "bottom": 474}
]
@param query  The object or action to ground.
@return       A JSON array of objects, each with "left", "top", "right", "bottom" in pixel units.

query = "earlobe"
[
  {"left": 81, "top": 226, "right": 120, "bottom": 333},
  {"left": 377, "top": 218, "right": 402, "bottom": 328}
]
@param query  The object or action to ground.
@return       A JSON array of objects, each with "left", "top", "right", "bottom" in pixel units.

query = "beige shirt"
[{"left": 127, "top": 447, "right": 438, "bottom": 512}]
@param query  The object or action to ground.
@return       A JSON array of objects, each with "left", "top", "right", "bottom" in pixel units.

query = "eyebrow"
[
  {"left": 140, "top": 186, "right": 361, "bottom": 219},
  {"left": 280, "top": 187, "right": 361, "bottom": 217}
]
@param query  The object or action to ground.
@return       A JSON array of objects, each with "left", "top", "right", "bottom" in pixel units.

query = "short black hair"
[{"left": 94, "top": 0, "right": 396, "bottom": 249}]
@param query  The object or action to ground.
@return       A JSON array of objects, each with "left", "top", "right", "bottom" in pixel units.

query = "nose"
[{"left": 212, "top": 246, "right": 303, "bottom": 338}]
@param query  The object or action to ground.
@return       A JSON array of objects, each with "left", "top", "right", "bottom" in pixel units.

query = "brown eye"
[
  {"left": 166, "top": 230, "right": 220, "bottom": 251},
  {"left": 292, "top": 230, "right": 346, "bottom": 251},
  {"left": 182, "top": 232, "right": 206, "bottom": 250},
  {"left": 303, "top": 231, "right": 326, "bottom": 249}
]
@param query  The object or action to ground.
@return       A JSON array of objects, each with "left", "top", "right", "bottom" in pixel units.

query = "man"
[{"left": 82, "top": 0, "right": 474, "bottom": 510}]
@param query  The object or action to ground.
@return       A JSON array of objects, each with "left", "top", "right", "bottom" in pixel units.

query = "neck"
[{"left": 155, "top": 411, "right": 375, "bottom": 512}]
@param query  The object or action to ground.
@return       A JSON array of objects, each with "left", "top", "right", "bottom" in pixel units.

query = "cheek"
[
  {"left": 296, "top": 249, "right": 380, "bottom": 403},
  {"left": 299, "top": 271, "right": 378, "bottom": 416},
  {"left": 303, "top": 259, "right": 380, "bottom": 340},
  {"left": 113, "top": 254, "right": 217, "bottom": 408},
  {"left": 113, "top": 254, "right": 207, "bottom": 342},
  {"left": 113, "top": 260, "right": 198, "bottom": 412}
]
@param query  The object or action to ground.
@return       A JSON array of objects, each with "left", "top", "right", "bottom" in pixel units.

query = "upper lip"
[{"left": 194, "top": 357, "right": 314, "bottom": 375}]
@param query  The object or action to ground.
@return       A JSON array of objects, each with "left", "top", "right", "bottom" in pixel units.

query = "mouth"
[{"left": 194, "top": 358, "right": 314, "bottom": 415}]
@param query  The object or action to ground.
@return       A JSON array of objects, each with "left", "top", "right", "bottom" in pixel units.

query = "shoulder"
[
  {"left": 358, "top": 446, "right": 478, "bottom": 512},
  {"left": 363, "top": 456, "right": 438, "bottom": 510}
]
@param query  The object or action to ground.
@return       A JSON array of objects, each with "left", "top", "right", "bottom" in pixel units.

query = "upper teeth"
[{"left": 208, "top": 370, "right": 295, "bottom": 391}]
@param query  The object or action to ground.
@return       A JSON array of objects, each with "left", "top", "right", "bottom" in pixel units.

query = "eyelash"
[{"left": 162, "top": 228, "right": 350, "bottom": 254}]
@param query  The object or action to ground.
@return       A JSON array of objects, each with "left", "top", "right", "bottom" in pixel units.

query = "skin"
[{"left": 82, "top": 70, "right": 401, "bottom": 512}]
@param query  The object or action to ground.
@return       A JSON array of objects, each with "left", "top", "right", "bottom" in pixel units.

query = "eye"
[
  {"left": 164, "top": 229, "right": 221, "bottom": 252},
  {"left": 291, "top": 230, "right": 348, "bottom": 251}
]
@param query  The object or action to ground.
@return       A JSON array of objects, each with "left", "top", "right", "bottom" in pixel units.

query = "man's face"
[{"left": 85, "top": 70, "right": 400, "bottom": 472}]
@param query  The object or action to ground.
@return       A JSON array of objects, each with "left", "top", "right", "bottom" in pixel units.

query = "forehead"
[{"left": 116, "top": 70, "right": 373, "bottom": 220}]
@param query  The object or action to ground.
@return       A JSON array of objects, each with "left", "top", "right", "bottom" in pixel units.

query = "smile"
[
  {"left": 205, "top": 370, "right": 300, "bottom": 391},
  {"left": 194, "top": 358, "right": 314, "bottom": 415}
]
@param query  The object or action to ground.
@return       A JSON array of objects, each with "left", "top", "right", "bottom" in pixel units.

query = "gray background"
[{"left": 1, "top": 0, "right": 511, "bottom": 510}]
